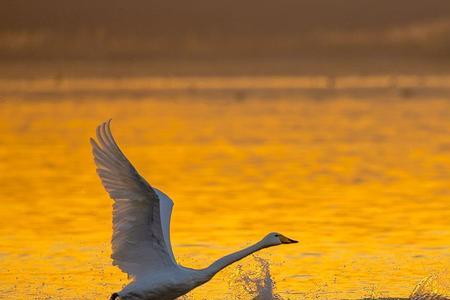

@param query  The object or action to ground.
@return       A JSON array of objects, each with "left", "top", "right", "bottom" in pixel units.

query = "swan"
[{"left": 90, "top": 120, "right": 298, "bottom": 300}]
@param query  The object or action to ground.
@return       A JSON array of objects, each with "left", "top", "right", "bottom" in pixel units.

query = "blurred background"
[
  {"left": 0, "top": 1, "right": 449, "bottom": 300},
  {"left": 1, "top": 0, "right": 450, "bottom": 76}
]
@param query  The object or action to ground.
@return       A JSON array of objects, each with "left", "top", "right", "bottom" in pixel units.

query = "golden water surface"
[{"left": 0, "top": 77, "right": 449, "bottom": 299}]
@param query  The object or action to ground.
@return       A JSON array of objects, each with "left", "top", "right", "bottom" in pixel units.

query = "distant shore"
[{"left": 2, "top": 57, "right": 450, "bottom": 79}]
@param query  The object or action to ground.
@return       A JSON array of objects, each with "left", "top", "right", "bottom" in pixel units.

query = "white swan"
[{"left": 90, "top": 120, "right": 298, "bottom": 300}]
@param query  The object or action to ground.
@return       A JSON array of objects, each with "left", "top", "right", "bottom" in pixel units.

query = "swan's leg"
[{"left": 110, "top": 292, "right": 119, "bottom": 300}]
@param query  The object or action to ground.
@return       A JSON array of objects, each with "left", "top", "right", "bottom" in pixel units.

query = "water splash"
[
  {"left": 360, "top": 273, "right": 450, "bottom": 300},
  {"left": 229, "top": 259, "right": 449, "bottom": 300},
  {"left": 229, "top": 256, "right": 283, "bottom": 300},
  {"left": 409, "top": 273, "right": 450, "bottom": 300}
]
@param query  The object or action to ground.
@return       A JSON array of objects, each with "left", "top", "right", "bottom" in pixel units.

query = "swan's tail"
[{"left": 110, "top": 292, "right": 119, "bottom": 300}]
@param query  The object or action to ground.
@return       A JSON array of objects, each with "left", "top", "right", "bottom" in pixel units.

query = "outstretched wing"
[{"left": 90, "top": 120, "right": 176, "bottom": 278}]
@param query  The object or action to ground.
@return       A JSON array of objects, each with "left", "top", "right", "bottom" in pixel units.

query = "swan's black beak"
[{"left": 280, "top": 235, "right": 298, "bottom": 244}]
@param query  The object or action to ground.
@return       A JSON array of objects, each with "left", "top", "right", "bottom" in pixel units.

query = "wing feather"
[{"left": 90, "top": 120, "right": 176, "bottom": 277}]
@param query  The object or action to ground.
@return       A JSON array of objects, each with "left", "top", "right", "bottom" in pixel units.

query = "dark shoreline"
[{"left": 2, "top": 57, "right": 450, "bottom": 79}]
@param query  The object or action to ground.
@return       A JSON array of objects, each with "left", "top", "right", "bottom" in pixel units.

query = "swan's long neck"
[{"left": 204, "top": 240, "right": 268, "bottom": 278}]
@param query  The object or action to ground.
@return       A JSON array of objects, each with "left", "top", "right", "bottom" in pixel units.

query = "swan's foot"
[{"left": 110, "top": 292, "right": 119, "bottom": 300}]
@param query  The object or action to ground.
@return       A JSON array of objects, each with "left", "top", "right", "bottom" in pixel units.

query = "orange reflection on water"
[{"left": 0, "top": 85, "right": 449, "bottom": 299}]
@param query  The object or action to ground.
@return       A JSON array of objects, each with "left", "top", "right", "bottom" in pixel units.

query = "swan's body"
[{"left": 90, "top": 121, "right": 297, "bottom": 300}]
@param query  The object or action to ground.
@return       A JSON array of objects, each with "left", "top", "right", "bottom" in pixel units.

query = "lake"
[{"left": 0, "top": 76, "right": 449, "bottom": 299}]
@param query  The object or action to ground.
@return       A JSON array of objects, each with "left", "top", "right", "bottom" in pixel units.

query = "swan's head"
[{"left": 262, "top": 232, "right": 298, "bottom": 247}]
